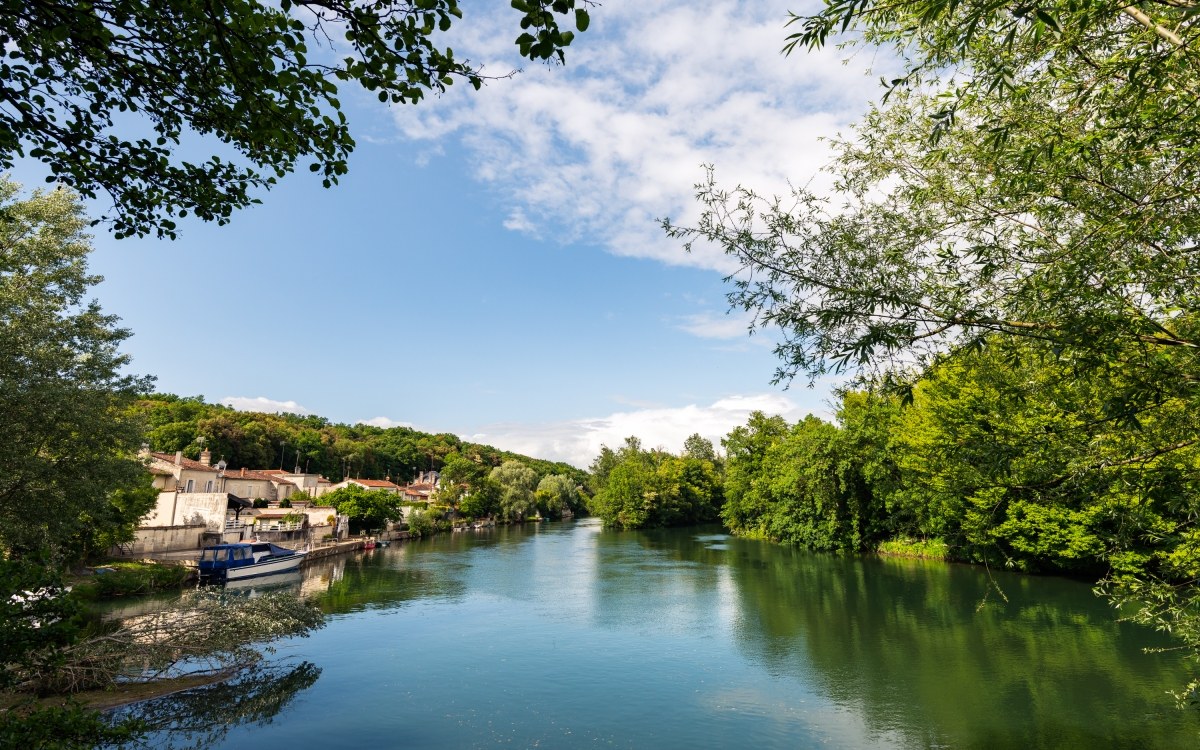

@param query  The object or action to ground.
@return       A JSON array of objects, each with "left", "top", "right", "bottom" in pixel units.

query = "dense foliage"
[
  {"left": 0, "top": 180, "right": 154, "bottom": 561},
  {"left": 1, "top": 0, "right": 592, "bottom": 238},
  {"left": 587, "top": 333, "right": 1200, "bottom": 695},
  {"left": 588, "top": 437, "right": 723, "bottom": 530},
  {"left": 658, "top": 0, "right": 1200, "bottom": 702},
  {"left": 133, "top": 393, "right": 587, "bottom": 489},
  {"left": 322, "top": 484, "right": 403, "bottom": 533}
]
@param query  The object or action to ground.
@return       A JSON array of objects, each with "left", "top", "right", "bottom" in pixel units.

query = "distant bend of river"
[{"left": 112, "top": 519, "right": 1199, "bottom": 749}]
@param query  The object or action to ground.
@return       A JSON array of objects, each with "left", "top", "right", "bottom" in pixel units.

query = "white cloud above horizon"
[
  {"left": 220, "top": 396, "right": 312, "bottom": 415},
  {"left": 390, "top": 1, "right": 892, "bottom": 273},
  {"left": 673, "top": 310, "right": 760, "bottom": 340},
  {"left": 359, "top": 416, "right": 416, "bottom": 429},
  {"left": 468, "top": 392, "right": 837, "bottom": 469}
]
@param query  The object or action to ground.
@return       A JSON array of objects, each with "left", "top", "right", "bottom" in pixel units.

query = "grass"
[
  {"left": 877, "top": 537, "right": 952, "bottom": 561},
  {"left": 70, "top": 561, "right": 194, "bottom": 600}
]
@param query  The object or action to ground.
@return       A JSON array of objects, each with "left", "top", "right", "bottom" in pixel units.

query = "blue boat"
[{"left": 197, "top": 542, "right": 307, "bottom": 582}]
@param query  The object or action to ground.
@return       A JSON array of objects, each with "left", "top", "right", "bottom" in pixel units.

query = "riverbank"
[
  {"left": 76, "top": 536, "right": 391, "bottom": 600},
  {"left": 9, "top": 669, "right": 240, "bottom": 713},
  {"left": 70, "top": 561, "right": 195, "bottom": 599},
  {"left": 876, "top": 537, "right": 952, "bottom": 560}
]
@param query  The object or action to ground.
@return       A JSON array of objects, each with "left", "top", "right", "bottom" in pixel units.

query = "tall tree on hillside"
[
  {"left": 1, "top": 1, "right": 593, "bottom": 238},
  {"left": 0, "top": 179, "right": 153, "bottom": 558}
]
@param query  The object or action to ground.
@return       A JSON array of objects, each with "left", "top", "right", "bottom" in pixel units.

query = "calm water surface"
[{"left": 118, "top": 519, "right": 1199, "bottom": 748}]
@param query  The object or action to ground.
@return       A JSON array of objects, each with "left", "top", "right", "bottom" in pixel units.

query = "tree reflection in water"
[{"left": 107, "top": 661, "right": 320, "bottom": 749}]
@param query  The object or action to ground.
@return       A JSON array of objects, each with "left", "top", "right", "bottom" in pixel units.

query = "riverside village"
[{"left": 129, "top": 444, "right": 443, "bottom": 564}]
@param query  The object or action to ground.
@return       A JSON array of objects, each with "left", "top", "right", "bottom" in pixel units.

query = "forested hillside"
[{"left": 133, "top": 394, "right": 587, "bottom": 487}]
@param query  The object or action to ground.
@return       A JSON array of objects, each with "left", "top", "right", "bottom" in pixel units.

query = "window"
[
  {"left": 204, "top": 480, "right": 213, "bottom": 492},
  {"left": 185, "top": 479, "right": 194, "bottom": 492}
]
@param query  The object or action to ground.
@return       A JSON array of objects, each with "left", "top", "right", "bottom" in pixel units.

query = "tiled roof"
[
  {"left": 148, "top": 452, "right": 218, "bottom": 473},
  {"left": 225, "top": 467, "right": 287, "bottom": 483},
  {"left": 350, "top": 478, "right": 401, "bottom": 489}
]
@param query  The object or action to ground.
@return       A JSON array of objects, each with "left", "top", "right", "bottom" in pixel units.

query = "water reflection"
[
  {"left": 97, "top": 522, "right": 1199, "bottom": 749},
  {"left": 110, "top": 661, "right": 321, "bottom": 749},
  {"left": 617, "top": 526, "right": 1196, "bottom": 748}
]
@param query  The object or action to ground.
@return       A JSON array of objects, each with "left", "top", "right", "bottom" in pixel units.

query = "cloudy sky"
[{"left": 19, "top": 1, "right": 889, "bottom": 468}]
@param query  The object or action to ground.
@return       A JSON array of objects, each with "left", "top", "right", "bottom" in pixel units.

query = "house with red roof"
[{"left": 328, "top": 477, "right": 402, "bottom": 495}]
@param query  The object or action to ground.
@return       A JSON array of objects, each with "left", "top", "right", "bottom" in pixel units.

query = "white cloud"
[
  {"left": 359, "top": 416, "right": 415, "bottom": 429},
  {"left": 674, "top": 310, "right": 759, "bottom": 340},
  {"left": 220, "top": 396, "right": 311, "bottom": 415},
  {"left": 468, "top": 391, "right": 837, "bottom": 469},
  {"left": 391, "top": 1, "right": 892, "bottom": 272}
]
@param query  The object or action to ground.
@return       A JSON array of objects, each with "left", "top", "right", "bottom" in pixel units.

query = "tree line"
[
  {"left": 587, "top": 331, "right": 1200, "bottom": 699},
  {"left": 136, "top": 393, "right": 586, "bottom": 491}
]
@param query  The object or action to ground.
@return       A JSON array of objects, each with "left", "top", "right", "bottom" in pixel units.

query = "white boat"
[{"left": 197, "top": 541, "right": 307, "bottom": 582}]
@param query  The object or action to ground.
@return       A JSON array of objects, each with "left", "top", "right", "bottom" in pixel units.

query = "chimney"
[
  {"left": 199, "top": 448, "right": 211, "bottom": 466},
  {"left": 175, "top": 450, "right": 183, "bottom": 466}
]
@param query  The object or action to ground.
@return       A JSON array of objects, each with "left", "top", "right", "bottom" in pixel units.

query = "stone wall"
[{"left": 120, "top": 524, "right": 207, "bottom": 555}]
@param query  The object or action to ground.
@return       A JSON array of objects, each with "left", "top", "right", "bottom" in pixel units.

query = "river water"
[{"left": 115, "top": 519, "right": 1199, "bottom": 748}]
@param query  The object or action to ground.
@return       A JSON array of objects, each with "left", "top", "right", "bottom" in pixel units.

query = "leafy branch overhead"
[
  {"left": 667, "top": 0, "right": 1200, "bottom": 411},
  {"left": 0, "top": 0, "right": 594, "bottom": 239}
]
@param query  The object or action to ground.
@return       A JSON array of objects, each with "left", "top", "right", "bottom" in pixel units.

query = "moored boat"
[{"left": 198, "top": 542, "right": 306, "bottom": 582}]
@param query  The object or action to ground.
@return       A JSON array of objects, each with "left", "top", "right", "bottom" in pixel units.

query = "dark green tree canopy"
[
  {"left": 0, "top": 0, "right": 592, "bottom": 238},
  {"left": 0, "top": 179, "right": 153, "bottom": 558}
]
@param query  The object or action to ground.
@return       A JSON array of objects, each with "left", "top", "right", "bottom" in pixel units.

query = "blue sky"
[{"left": 14, "top": 1, "right": 888, "bottom": 467}]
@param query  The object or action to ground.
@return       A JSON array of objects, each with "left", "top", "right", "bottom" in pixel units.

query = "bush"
[
  {"left": 407, "top": 509, "right": 437, "bottom": 538},
  {"left": 278, "top": 498, "right": 291, "bottom": 508},
  {"left": 252, "top": 498, "right": 268, "bottom": 508},
  {"left": 877, "top": 537, "right": 952, "bottom": 560},
  {"left": 70, "top": 562, "right": 192, "bottom": 599}
]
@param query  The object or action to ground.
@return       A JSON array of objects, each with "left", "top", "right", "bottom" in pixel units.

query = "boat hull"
[
  {"left": 223, "top": 552, "right": 306, "bottom": 581},
  {"left": 198, "top": 543, "right": 307, "bottom": 583}
]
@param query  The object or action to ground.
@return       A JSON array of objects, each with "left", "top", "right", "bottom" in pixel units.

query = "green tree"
[
  {"left": 73, "top": 476, "right": 159, "bottom": 561},
  {"left": 490, "top": 461, "right": 538, "bottom": 522},
  {"left": 535, "top": 474, "right": 581, "bottom": 519},
  {"left": 2, "top": 1, "right": 593, "bottom": 238},
  {"left": 720, "top": 412, "right": 790, "bottom": 537},
  {"left": 591, "top": 457, "right": 653, "bottom": 529},
  {"left": 323, "top": 485, "right": 402, "bottom": 533},
  {"left": 887, "top": 339, "right": 1192, "bottom": 576},
  {"left": 457, "top": 477, "right": 500, "bottom": 520},
  {"left": 0, "top": 180, "right": 153, "bottom": 559},
  {"left": 589, "top": 439, "right": 722, "bottom": 530},
  {"left": 588, "top": 444, "right": 619, "bottom": 495},
  {"left": 682, "top": 433, "right": 717, "bottom": 463}
]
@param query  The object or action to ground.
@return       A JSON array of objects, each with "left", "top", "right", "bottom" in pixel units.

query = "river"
[{"left": 112, "top": 519, "right": 1199, "bottom": 748}]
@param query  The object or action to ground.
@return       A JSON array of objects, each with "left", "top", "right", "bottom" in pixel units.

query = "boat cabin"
[{"left": 197, "top": 542, "right": 302, "bottom": 581}]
